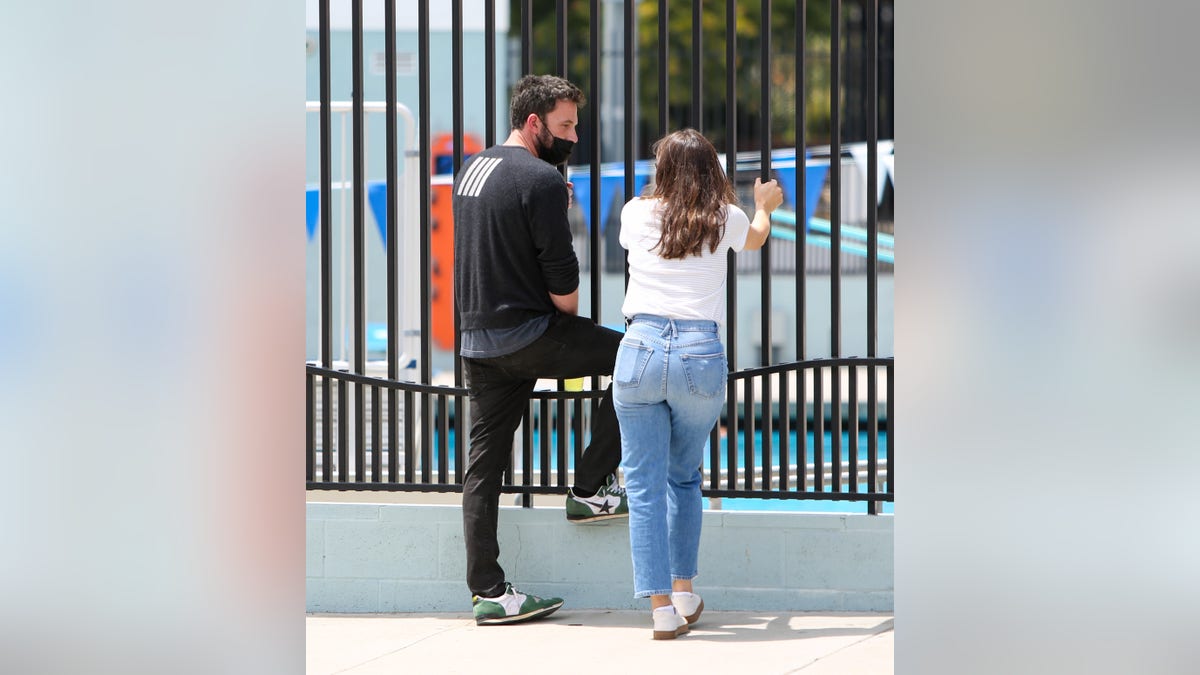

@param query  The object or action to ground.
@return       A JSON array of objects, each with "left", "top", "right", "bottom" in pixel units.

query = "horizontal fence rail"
[{"left": 307, "top": 358, "right": 892, "bottom": 507}]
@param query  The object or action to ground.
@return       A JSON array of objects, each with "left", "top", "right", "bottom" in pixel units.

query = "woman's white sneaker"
[
  {"left": 671, "top": 591, "right": 704, "bottom": 625},
  {"left": 652, "top": 606, "right": 690, "bottom": 640}
]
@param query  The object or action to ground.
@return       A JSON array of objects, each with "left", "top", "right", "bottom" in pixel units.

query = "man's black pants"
[{"left": 461, "top": 313, "right": 622, "bottom": 597}]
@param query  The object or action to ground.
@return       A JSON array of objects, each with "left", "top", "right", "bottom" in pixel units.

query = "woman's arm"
[{"left": 744, "top": 177, "right": 784, "bottom": 251}]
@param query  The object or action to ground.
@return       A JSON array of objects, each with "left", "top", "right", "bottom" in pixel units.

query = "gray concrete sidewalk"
[{"left": 307, "top": 609, "right": 894, "bottom": 674}]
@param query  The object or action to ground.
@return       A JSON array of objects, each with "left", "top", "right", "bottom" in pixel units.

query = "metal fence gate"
[{"left": 305, "top": 0, "right": 893, "bottom": 513}]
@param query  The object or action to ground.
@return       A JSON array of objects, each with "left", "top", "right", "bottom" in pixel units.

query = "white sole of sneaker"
[
  {"left": 566, "top": 512, "right": 629, "bottom": 524},
  {"left": 475, "top": 600, "right": 564, "bottom": 625},
  {"left": 652, "top": 623, "right": 690, "bottom": 640}
]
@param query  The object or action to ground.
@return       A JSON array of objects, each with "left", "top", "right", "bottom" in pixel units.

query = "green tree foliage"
[{"left": 511, "top": 0, "right": 837, "bottom": 156}]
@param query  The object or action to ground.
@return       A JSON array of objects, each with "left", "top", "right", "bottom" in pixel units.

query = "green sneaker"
[
  {"left": 566, "top": 474, "right": 629, "bottom": 523},
  {"left": 472, "top": 584, "right": 564, "bottom": 625}
]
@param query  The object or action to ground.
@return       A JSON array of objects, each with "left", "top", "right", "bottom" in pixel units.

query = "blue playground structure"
[{"left": 304, "top": 149, "right": 894, "bottom": 263}]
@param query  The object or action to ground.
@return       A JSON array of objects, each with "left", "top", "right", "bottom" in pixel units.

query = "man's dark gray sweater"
[{"left": 453, "top": 144, "right": 580, "bottom": 332}]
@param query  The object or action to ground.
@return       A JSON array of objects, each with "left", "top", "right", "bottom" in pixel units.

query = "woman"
[{"left": 614, "top": 129, "right": 783, "bottom": 640}]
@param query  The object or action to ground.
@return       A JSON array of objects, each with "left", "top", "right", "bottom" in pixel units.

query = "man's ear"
[{"left": 525, "top": 113, "right": 540, "bottom": 132}]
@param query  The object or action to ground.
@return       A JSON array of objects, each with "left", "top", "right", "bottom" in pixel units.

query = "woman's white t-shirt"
[{"left": 618, "top": 197, "right": 751, "bottom": 326}]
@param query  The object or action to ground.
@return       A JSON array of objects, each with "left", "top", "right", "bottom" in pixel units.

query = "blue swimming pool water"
[
  {"left": 431, "top": 427, "right": 891, "bottom": 514},
  {"left": 710, "top": 429, "right": 892, "bottom": 515}
]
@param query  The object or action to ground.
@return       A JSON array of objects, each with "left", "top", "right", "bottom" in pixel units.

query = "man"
[{"left": 453, "top": 74, "right": 628, "bottom": 626}]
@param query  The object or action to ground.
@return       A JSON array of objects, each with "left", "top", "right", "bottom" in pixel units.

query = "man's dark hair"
[{"left": 508, "top": 74, "right": 586, "bottom": 131}]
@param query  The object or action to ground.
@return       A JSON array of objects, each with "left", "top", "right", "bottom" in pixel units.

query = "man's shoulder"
[
  {"left": 501, "top": 148, "right": 563, "bottom": 182},
  {"left": 461, "top": 146, "right": 560, "bottom": 184}
]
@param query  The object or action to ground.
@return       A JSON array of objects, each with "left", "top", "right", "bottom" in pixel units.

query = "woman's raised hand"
[{"left": 753, "top": 177, "right": 784, "bottom": 213}]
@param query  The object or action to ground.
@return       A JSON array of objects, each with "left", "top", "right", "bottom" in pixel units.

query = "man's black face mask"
[{"left": 536, "top": 120, "right": 575, "bottom": 166}]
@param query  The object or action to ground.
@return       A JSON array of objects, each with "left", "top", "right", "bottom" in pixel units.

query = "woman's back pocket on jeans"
[
  {"left": 614, "top": 341, "right": 654, "bottom": 386},
  {"left": 680, "top": 351, "right": 727, "bottom": 398}
]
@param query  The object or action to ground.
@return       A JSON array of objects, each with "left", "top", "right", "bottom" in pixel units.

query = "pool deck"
[{"left": 307, "top": 609, "right": 894, "bottom": 674}]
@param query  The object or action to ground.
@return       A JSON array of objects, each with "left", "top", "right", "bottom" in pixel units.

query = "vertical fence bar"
[
  {"left": 486, "top": 0, "right": 496, "bottom": 146},
  {"left": 421, "top": 393, "right": 432, "bottom": 482},
  {"left": 540, "top": 399, "right": 552, "bottom": 485},
  {"left": 813, "top": 365, "right": 824, "bottom": 491},
  {"left": 692, "top": 0, "right": 702, "bottom": 131},
  {"left": 867, "top": 364, "right": 877, "bottom": 512},
  {"left": 569, "top": 398, "right": 582, "bottom": 486},
  {"left": 589, "top": 0, "right": 602, "bottom": 322},
  {"left": 319, "top": 0, "right": 333, "bottom": 471},
  {"left": 886, "top": 360, "right": 893, "bottom": 495},
  {"left": 453, "top": 0, "right": 464, "bottom": 177},
  {"left": 372, "top": 386, "right": 382, "bottom": 482},
  {"left": 779, "top": 371, "right": 790, "bottom": 491},
  {"left": 554, "top": 2, "right": 569, "bottom": 190},
  {"left": 624, "top": 0, "right": 635, "bottom": 260},
  {"left": 419, "top": 1, "right": 431, "bottom": 386},
  {"left": 742, "top": 376, "right": 755, "bottom": 490},
  {"left": 385, "top": 0, "right": 398, "bottom": 383},
  {"left": 338, "top": 374, "right": 349, "bottom": 481},
  {"left": 307, "top": 371, "right": 315, "bottom": 482},
  {"left": 385, "top": 0, "right": 400, "bottom": 485},
  {"left": 404, "top": 389, "right": 415, "bottom": 482},
  {"left": 830, "top": 0, "right": 841, "bottom": 357},
  {"left": 658, "top": 0, "right": 668, "bottom": 136},
  {"left": 385, "top": 0, "right": 398, "bottom": 381},
  {"left": 867, "top": 0, "right": 878, "bottom": 360},
  {"left": 795, "top": 0, "right": 806, "bottom": 359},
  {"left": 389, "top": 388, "right": 399, "bottom": 482},
  {"left": 521, "top": 0, "right": 532, "bottom": 75},
  {"left": 354, "top": 385, "right": 365, "bottom": 480},
  {"left": 726, "top": 376, "right": 739, "bottom": 490},
  {"left": 521, "top": 407, "right": 533, "bottom": 507},
  {"left": 419, "top": 1, "right": 434, "bottom": 480},
  {"left": 724, "top": 0, "right": 738, "bottom": 493},
  {"left": 759, "top": 0, "right": 773, "bottom": 362},
  {"left": 451, "top": 1, "right": 464, "bottom": 389},
  {"left": 831, "top": 364, "right": 841, "bottom": 491},
  {"left": 352, "top": 0, "right": 366, "bottom": 479},
  {"left": 556, "top": 0, "right": 567, "bottom": 77},
  {"left": 848, "top": 364, "right": 858, "bottom": 493},
  {"left": 437, "top": 395, "right": 449, "bottom": 483},
  {"left": 454, "top": 396, "right": 465, "bottom": 483},
  {"left": 803, "top": 366, "right": 811, "bottom": 489},
  {"left": 556, "top": 397, "right": 568, "bottom": 486},
  {"left": 725, "top": 379, "right": 739, "bottom": 491},
  {"left": 758, "top": 0, "right": 774, "bottom": 492},
  {"left": 451, "top": 0, "right": 467, "bottom": 473},
  {"left": 322, "top": 375, "right": 333, "bottom": 481},
  {"left": 761, "top": 373, "right": 772, "bottom": 491}
]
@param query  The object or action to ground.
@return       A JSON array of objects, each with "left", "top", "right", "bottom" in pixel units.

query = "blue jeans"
[{"left": 614, "top": 314, "right": 726, "bottom": 598}]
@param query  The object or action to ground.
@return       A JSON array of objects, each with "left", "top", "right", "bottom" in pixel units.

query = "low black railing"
[{"left": 306, "top": 356, "right": 892, "bottom": 512}]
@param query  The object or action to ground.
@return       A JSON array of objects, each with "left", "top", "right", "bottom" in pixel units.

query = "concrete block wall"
[{"left": 307, "top": 503, "right": 892, "bottom": 613}]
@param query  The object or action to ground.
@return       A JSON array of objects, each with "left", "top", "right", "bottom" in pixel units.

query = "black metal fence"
[{"left": 306, "top": 0, "right": 893, "bottom": 512}]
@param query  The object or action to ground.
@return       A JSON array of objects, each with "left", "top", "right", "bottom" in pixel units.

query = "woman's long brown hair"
[{"left": 646, "top": 128, "right": 738, "bottom": 259}]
